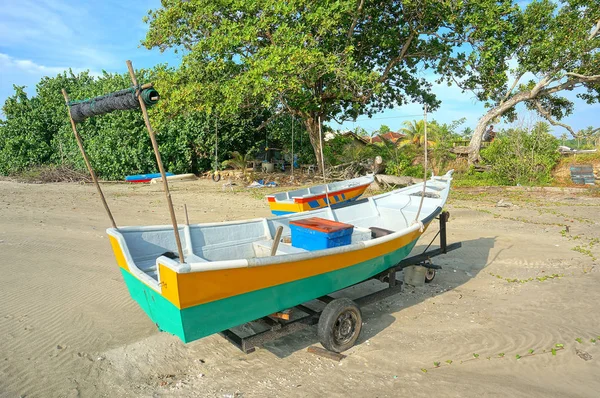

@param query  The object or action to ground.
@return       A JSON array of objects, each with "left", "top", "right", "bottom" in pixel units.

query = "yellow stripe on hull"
[
  {"left": 109, "top": 236, "right": 129, "bottom": 272},
  {"left": 268, "top": 185, "right": 367, "bottom": 214},
  {"left": 109, "top": 225, "right": 427, "bottom": 310}
]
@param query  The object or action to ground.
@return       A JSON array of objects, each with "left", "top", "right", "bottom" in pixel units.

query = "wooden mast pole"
[
  {"left": 61, "top": 89, "right": 117, "bottom": 229},
  {"left": 125, "top": 60, "right": 185, "bottom": 264}
]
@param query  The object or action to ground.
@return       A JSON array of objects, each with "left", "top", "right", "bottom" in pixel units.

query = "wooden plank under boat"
[
  {"left": 265, "top": 175, "right": 374, "bottom": 215},
  {"left": 107, "top": 171, "right": 454, "bottom": 343}
]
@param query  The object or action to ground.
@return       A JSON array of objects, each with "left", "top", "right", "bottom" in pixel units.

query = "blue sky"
[{"left": 0, "top": 0, "right": 597, "bottom": 137}]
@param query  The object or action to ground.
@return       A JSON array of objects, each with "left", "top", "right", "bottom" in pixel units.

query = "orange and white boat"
[{"left": 266, "top": 175, "right": 374, "bottom": 215}]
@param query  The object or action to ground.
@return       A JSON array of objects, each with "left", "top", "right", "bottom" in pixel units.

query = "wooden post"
[
  {"left": 61, "top": 89, "right": 117, "bottom": 229},
  {"left": 126, "top": 60, "right": 185, "bottom": 264},
  {"left": 270, "top": 226, "right": 284, "bottom": 256},
  {"left": 414, "top": 104, "right": 428, "bottom": 223}
]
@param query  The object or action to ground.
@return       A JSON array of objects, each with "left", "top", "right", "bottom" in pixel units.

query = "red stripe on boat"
[{"left": 293, "top": 183, "right": 369, "bottom": 204}]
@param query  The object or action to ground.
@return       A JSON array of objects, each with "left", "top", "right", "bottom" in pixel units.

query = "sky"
[{"left": 0, "top": 0, "right": 597, "bottom": 137}]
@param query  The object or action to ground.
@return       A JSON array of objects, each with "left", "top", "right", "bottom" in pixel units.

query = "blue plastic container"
[{"left": 289, "top": 217, "right": 354, "bottom": 251}]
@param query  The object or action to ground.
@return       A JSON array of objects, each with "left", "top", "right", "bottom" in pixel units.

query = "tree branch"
[
  {"left": 346, "top": 0, "right": 365, "bottom": 41},
  {"left": 589, "top": 19, "right": 600, "bottom": 40},
  {"left": 377, "top": 31, "right": 416, "bottom": 84},
  {"left": 500, "top": 72, "right": 524, "bottom": 105},
  {"left": 256, "top": 109, "right": 285, "bottom": 131},
  {"left": 539, "top": 76, "right": 597, "bottom": 97},
  {"left": 565, "top": 73, "right": 600, "bottom": 81},
  {"left": 278, "top": 93, "right": 304, "bottom": 119},
  {"left": 530, "top": 74, "right": 554, "bottom": 97},
  {"left": 532, "top": 100, "right": 575, "bottom": 137}
]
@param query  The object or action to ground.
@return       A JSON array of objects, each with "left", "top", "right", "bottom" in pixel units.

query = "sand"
[{"left": 0, "top": 179, "right": 599, "bottom": 397}]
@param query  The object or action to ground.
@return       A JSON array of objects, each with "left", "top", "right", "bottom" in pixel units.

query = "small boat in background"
[
  {"left": 266, "top": 175, "right": 374, "bottom": 215},
  {"left": 125, "top": 172, "right": 174, "bottom": 183},
  {"left": 150, "top": 173, "right": 196, "bottom": 183}
]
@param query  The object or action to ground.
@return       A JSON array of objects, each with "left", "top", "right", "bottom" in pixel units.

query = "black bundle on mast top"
[{"left": 67, "top": 86, "right": 159, "bottom": 123}]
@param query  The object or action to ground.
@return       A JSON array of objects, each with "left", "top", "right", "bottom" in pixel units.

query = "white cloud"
[
  {"left": 0, "top": 52, "right": 101, "bottom": 76},
  {"left": 0, "top": 0, "right": 119, "bottom": 68}
]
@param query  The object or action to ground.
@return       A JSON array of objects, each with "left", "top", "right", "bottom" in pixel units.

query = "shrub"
[{"left": 480, "top": 127, "right": 560, "bottom": 185}]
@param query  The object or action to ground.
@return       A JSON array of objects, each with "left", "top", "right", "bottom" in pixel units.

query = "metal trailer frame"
[{"left": 220, "top": 211, "right": 461, "bottom": 354}]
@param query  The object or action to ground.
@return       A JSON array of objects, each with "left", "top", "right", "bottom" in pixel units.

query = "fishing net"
[{"left": 68, "top": 87, "right": 159, "bottom": 123}]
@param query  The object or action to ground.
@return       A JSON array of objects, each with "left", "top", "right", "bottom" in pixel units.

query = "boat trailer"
[{"left": 220, "top": 211, "right": 461, "bottom": 354}]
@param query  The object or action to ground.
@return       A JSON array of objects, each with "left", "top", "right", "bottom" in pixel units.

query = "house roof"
[
  {"left": 379, "top": 131, "right": 406, "bottom": 143},
  {"left": 329, "top": 129, "right": 407, "bottom": 145}
]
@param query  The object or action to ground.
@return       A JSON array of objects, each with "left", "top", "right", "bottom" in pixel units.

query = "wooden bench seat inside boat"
[{"left": 253, "top": 239, "right": 308, "bottom": 257}]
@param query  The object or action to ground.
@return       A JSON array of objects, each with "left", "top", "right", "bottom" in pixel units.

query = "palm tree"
[
  {"left": 532, "top": 121, "right": 551, "bottom": 135},
  {"left": 398, "top": 120, "right": 437, "bottom": 148},
  {"left": 559, "top": 133, "right": 568, "bottom": 146},
  {"left": 222, "top": 151, "right": 253, "bottom": 174},
  {"left": 574, "top": 130, "right": 583, "bottom": 149}
]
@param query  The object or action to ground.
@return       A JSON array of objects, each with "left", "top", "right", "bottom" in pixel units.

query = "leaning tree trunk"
[
  {"left": 468, "top": 112, "right": 497, "bottom": 164},
  {"left": 468, "top": 90, "right": 536, "bottom": 164},
  {"left": 304, "top": 115, "right": 325, "bottom": 173}
]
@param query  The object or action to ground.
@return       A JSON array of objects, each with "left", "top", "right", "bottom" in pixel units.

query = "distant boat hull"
[
  {"left": 125, "top": 172, "right": 174, "bottom": 183},
  {"left": 150, "top": 173, "right": 196, "bottom": 183},
  {"left": 266, "top": 175, "right": 374, "bottom": 215}
]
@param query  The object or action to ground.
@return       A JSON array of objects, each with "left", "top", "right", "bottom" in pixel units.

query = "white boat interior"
[
  {"left": 107, "top": 172, "right": 453, "bottom": 288},
  {"left": 267, "top": 175, "right": 374, "bottom": 203}
]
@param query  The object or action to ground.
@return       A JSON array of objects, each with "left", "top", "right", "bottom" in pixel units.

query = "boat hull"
[
  {"left": 268, "top": 183, "right": 371, "bottom": 215},
  {"left": 114, "top": 225, "right": 425, "bottom": 342}
]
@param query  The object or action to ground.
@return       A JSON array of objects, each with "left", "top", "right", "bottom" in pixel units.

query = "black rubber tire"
[
  {"left": 424, "top": 268, "right": 436, "bottom": 283},
  {"left": 318, "top": 298, "right": 362, "bottom": 353},
  {"left": 211, "top": 172, "right": 221, "bottom": 182}
]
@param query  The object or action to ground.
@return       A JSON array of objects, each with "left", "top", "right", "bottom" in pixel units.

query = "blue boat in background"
[{"left": 125, "top": 172, "right": 174, "bottom": 183}]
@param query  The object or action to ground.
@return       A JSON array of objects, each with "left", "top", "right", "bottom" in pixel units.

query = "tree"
[
  {"left": 439, "top": 0, "right": 600, "bottom": 163},
  {"left": 0, "top": 69, "right": 271, "bottom": 178},
  {"left": 482, "top": 126, "right": 560, "bottom": 185},
  {"left": 353, "top": 127, "right": 370, "bottom": 137},
  {"left": 594, "top": 128, "right": 600, "bottom": 148},
  {"left": 398, "top": 120, "right": 437, "bottom": 147},
  {"left": 461, "top": 127, "right": 474, "bottom": 139},
  {"left": 559, "top": 133, "right": 568, "bottom": 146},
  {"left": 377, "top": 125, "right": 392, "bottom": 135},
  {"left": 577, "top": 125, "right": 600, "bottom": 148},
  {"left": 142, "top": 1, "right": 485, "bottom": 171}
]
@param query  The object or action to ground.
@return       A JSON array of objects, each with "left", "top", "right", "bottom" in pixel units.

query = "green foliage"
[
  {"left": 378, "top": 140, "right": 424, "bottom": 178},
  {"left": 142, "top": 0, "right": 497, "bottom": 167},
  {"left": 479, "top": 125, "right": 560, "bottom": 185},
  {"left": 398, "top": 120, "right": 438, "bottom": 148},
  {"left": 0, "top": 69, "right": 271, "bottom": 179},
  {"left": 385, "top": 158, "right": 424, "bottom": 178},
  {"left": 222, "top": 151, "right": 252, "bottom": 171},
  {"left": 322, "top": 134, "right": 381, "bottom": 166}
]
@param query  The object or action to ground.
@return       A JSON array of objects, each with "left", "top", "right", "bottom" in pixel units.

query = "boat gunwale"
[
  {"left": 265, "top": 175, "right": 374, "bottom": 203},
  {"left": 106, "top": 171, "right": 452, "bottom": 282}
]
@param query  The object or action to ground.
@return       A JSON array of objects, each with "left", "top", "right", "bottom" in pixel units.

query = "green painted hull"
[{"left": 120, "top": 237, "right": 419, "bottom": 343}]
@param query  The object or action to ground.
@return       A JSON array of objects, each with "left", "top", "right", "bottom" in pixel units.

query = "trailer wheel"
[
  {"left": 425, "top": 268, "right": 436, "bottom": 283},
  {"left": 211, "top": 172, "right": 221, "bottom": 182},
  {"left": 318, "top": 298, "right": 362, "bottom": 353}
]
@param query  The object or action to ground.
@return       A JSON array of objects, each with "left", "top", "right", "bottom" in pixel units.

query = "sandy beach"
[{"left": 1, "top": 179, "right": 599, "bottom": 397}]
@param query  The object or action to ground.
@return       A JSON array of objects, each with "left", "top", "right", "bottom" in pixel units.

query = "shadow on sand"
[{"left": 241, "top": 236, "right": 498, "bottom": 358}]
